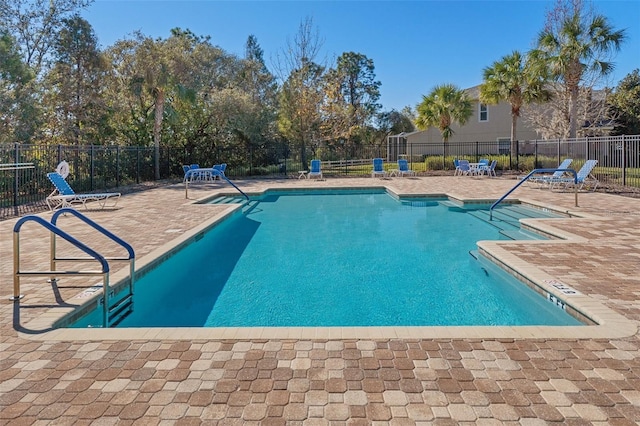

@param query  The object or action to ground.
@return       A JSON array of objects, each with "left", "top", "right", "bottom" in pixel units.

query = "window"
[{"left": 479, "top": 103, "right": 488, "bottom": 122}]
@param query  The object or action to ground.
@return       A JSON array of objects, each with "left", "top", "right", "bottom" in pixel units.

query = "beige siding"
[{"left": 402, "top": 85, "right": 541, "bottom": 154}]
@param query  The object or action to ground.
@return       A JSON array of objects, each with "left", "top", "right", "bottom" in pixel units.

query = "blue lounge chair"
[
  {"left": 46, "top": 172, "right": 121, "bottom": 211},
  {"left": 548, "top": 159, "right": 599, "bottom": 191},
  {"left": 453, "top": 159, "right": 461, "bottom": 176},
  {"left": 528, "top": 158, "right": 573, "bottom": 187},
  {"left": 308, "top": 159, "right": 323, "bottom": 179},
  {"left": 397, "top": 159, "right": 416, "bottom": 177},
  {"left": 372, "top": 158, "right": 387, "bottom": 178}
]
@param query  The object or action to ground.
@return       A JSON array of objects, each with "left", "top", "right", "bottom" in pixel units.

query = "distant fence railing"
[{"left": 1, "top": 135, "right": 639, "bottom": 219}]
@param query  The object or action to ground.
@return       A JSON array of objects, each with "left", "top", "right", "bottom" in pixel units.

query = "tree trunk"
[
  {"left": 510, "top": 113, "right": 518, "bottom": 157},
  {"left": 153, "top": 88, "right": 165, "bottom": 180},
  {"left": 569, "top": 85, "right": 579, "bottom": 139}
]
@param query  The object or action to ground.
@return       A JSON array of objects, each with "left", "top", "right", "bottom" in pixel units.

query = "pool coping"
[{"left": 18, "top": 186, "right": 638, "bottom": 341}]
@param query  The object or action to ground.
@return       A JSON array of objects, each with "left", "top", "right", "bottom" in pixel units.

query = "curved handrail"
[
  {"left": 12, "top": 215, "right": 110, "bottom": 301},
  {"left": 184, "top": 169, "right": 250, "bottom": 201},
  {"left": 13, "top": 216, "right": 110, "bottom": 272},
  {"left": 489, "top": 168, "right": 578, "bottom": 220},
  {"left": 219, "top": 174, "right": 250, "bottom": 200},
  {"left": 51, "top": 208, "right": 135, "bottom": 259}
]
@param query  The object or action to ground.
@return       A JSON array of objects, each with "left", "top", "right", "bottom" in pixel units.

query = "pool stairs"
[
  {"left": 439, "top": 201, "right": 560, "bottom": 241},
  {"left": 208, "top": 195, "right": 260, "bottom": 214}
]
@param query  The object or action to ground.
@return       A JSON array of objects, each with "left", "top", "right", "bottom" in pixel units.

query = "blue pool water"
[{"left": 71, "top": 190, "right": 582, "bottom": 328}]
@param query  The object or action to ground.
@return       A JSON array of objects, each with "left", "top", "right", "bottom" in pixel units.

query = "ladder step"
[{"left": 108, "top": 293, "right": 133, "bottom": 327}]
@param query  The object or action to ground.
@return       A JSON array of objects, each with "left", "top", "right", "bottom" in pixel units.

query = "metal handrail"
[
  {"left": 13, "top": 216, "right": 110, "bottom": 305},
  {"left": 184, "top": 169, "right": 250, "bottom": 201},
  {"left": 13, "top": 209, "right": 135, "bottom": 328},
  {"left": 51, "top": 208, "right": 136, "bottom": 327},
  {"left": 489, "top": 168, "right": 578, "bottom": 220}
]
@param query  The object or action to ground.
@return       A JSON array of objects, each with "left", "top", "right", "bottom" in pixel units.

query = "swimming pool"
[{"left": 70, "top": 189, "right": 582, "bottom": 328}]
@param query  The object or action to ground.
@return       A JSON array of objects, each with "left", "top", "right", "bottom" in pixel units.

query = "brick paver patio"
[{"left": 2, "top": 175, "right": 640, "bottom": 424}]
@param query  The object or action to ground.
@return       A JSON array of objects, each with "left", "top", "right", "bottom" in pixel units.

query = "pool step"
[
  {"left": 468, "top": 209, "right": 548, "bottom": 240},
  {"left": 401, "top": 199, "right": 440, "bottom": 207},
  {"left": 438, "top": 200, "right": 465, "bottom": 211},
  {"left": 467, "top": 210, "right": 520, "bottom": 233},
  {"left": 209, "top": 196, "right": 242, "bottom": 204},
  {"left": 499, "top": 229, "right": 545, "bottom": 240}
]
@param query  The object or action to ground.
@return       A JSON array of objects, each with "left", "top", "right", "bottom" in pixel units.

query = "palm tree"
[
  {"left": 479, "top": 51, "right": 550, "bottom": 156},
  {"left": 415, "top": 83, "right": 472, "bottom": 144},
  {"left": 532, "top": 11, "right": 625, "bottom": 138}
]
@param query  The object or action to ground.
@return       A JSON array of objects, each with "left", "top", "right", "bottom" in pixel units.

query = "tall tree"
[
  {"left": 375, "top": 109, "right": 415, "bottom": 145},
  {"left": 275, "top": 17, "right": 326, "bottom": 167},
  {"left": 531, "top": 0, "right": 626, "bottom": 138},
  {"left": 609, "top": 69, "right": 640, "bottom": 136},
  {"left": 480, "top": 50, "right": 550, "bottom": 155},
  {"left": 43, "top": 15, "right": 108, "bottom": 145},
  {"left": 0, "top": 0, "right": 92, "bottom": 77},
  {"left": 233, "top": 35, "right": 279, "bottom": 157},
  {"left": 278, "top": 59, "right": 325, "bottom": 164},
  {"left": 415, "top": 83, "right": 472, "bottom": 144},
  {"left": 0, "top": 30, "right": 36, "bottom": 143},
  {"left": 322, "top": 52, "right": 381, "bottom": 147}
]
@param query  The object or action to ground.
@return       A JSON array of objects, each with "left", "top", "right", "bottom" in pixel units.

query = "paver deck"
[{"left": 2, "top": 175, "right": 640, "bottom": 424}]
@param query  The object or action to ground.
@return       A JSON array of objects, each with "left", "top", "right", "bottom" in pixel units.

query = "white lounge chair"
[
  {"left": 528, "top": 158, "right": 573, "bottom": 187},
  {"left": 397, "top": 159, "right": 416, "bottom": 177},
  {"left": 548, "top": 159, "right": 599, "bottom": 191},
  {"left": 308, "top": 159, "right": 323, "bottom": 179},
  {"left": 372, "top": 158, "right": 387, "bottom": 178},
  {"left": 46, "top": 172, "right": 121, "bottom": 211}
]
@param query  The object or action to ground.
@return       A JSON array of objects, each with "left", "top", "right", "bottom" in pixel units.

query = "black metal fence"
[{"left": 2, "top": 135, "right": 639, "bottom": 219}]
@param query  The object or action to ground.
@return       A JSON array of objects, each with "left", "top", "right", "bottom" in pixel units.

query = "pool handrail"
[
  {"left": 184, "top": 169, "right": 250, "bottom": 201},
  {"left": 13, "top": 209, "right": 136, "bottom": 328},
  {"left": 489, "top": 168, "right": 578, "bottom": 220},
  {"left": 12, "top": 215, "right": 110, "bottom": 302},
  {"left": 50, "top": 208, "right": 136, "bottom": 327},
  {"left": 51, "top": 208, "right": 135, "bottom": 260}
]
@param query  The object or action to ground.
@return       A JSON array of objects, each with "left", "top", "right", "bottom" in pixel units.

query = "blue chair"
[
  {"left": 527, "top": 158, "right": 573, "bottom": 187},
  {"left": 478, "top": 160, "right": 497, "bottom": 177},
  {"left": 548, "top": 159, "right": 598, "bottom": 191},
  {"left": 398, "top": 159, "right": 416, "bottom": 177},
  {"left": 453, "top": 159, "right": 461, "bottom": 176},
  {"left": 372, "top": 158, "right": 387, "bottom": 178},
  {"left": 46, "top": 172, "right": 121, "bottom": 211},
  {"left": 457, "top": 160, "right": 473, "bottom": 176},
  {"left": 308, "top": 160, "right": 323, "bottom": 179}
]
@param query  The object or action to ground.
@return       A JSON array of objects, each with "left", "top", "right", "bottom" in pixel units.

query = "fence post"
[
  {"left": 13, "top": 143, "right": 19, "bottom": 208},
  {"left": 557, "top": 139, "right": 560, "bottom": 165},
  {"left": 116, "top": 146, "right": 120, "bottom": 188},
  {"left": 622, "top": 135, "right": 626, "bottom": 186},
  {"left": 90, "top": 144, "right": 95, "bottom": 191},
  {"left": 136, "top": 147, "right": 140, "bottom": 184},
  {"left": 534, "top": 139, "right": 538, "bottom": 169},
  {"left": 475, "top": 141, "right": 479, "bottom": 162},
  {"left": 585, "top": 137, "right": 589, "bottom": 163},
  {"left": 57, "top": 144, "right": 62, "bottom": 165}
]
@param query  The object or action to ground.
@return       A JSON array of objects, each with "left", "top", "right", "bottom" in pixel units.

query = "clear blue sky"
[{"left": 83, "top": 0, "right": 640, "bottom": 112}]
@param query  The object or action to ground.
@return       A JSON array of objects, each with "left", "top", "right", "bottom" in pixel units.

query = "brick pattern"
[{"left": 2, "top": 176, "right": 640, "bottom": 424}]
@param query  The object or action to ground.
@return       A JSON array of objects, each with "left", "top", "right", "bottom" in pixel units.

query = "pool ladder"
[{"left": 12, "top": 208, "right": 135, "bottom": 328}]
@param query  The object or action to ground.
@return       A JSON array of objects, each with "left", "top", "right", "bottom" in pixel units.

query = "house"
[{"left": 387, "top": 85, "right": 541, "bottom": 159}]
